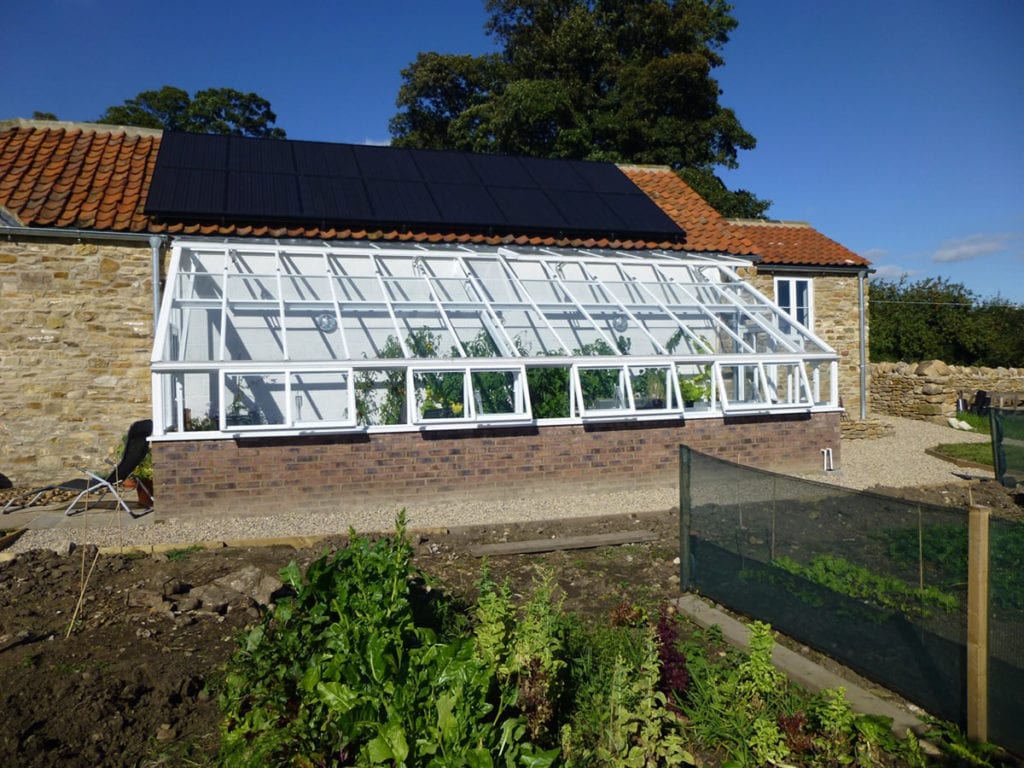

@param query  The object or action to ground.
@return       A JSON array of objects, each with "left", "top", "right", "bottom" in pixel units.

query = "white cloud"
[
  {"left": 870, "top": 264, "right": 916, "bottom": 281},
  {"left": 859, "top": 247, "right": 888, "bottom": 262},
  {"left": 931, "top": 233, "right": 1019, "bottom": 263},
  {"left": 362, "top": 137, "right": 391, "bottom": 147}
]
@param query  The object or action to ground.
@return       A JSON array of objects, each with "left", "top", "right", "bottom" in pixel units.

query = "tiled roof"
[
  {"left": 619, "top": 166, "right": 758, "bottom": 255},
  {"left": 0, "top": 122, "right": 867, "bottom": 267},
  {"left": 0, "top": 123, "right": 695, "bottom": 251},
  {"left": 728, "top": 219, "right": 870, "bottom": 268},
  {"left": 0, "top": 121, "right": 161, "bottom": 232}
]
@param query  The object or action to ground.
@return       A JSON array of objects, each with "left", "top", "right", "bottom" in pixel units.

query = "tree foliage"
[
  {"left": 869, "top": 276, "right": 1024, "bottom": 367},
  {"left": 97, "top": 86, "right": 286, "bottom": 138},
  {"left": 390, "top": 0, "right": 769, "bottom": 218}
]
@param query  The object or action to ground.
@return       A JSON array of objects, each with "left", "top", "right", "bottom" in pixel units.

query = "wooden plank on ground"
[
  {"left": 0, "top": 528, "right": 26, "bottom": 552},
  {"left": 469, "top": 530, "right": 658, "bottom": 557}
]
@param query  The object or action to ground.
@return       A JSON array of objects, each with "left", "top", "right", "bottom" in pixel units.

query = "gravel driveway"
[{"left": 2, "top": 415, "right": 993, "bottom": 554}]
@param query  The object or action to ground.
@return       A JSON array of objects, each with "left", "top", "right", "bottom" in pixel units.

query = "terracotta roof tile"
[
  {"left": 0, "top": 124, "right": 161, "bottom": 233},
  {"left": 620, "top": 166, "right": 757, "bottom": 255},
  {"left": 728, "top": 220, "right": 870, "bottom": 268}
]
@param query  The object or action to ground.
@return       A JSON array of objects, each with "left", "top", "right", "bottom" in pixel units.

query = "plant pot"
[
  {"left": 135, "top": 480, "right": 153, "bottom": 509},
  {"left": 124, "top": 477, "right": 153, "bottom": 508}
]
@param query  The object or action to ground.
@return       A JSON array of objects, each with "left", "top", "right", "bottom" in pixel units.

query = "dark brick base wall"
[{"left": 152, "top": 413, "right": 840, "bottom": 517}]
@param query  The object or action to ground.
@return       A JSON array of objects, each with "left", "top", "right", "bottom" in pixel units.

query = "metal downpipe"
[
  {"left": 858, "top": 269, "right": 868, "bottom": 419},
  {"left": 149, "top": 236, "right": 163, "bottom": 334}
]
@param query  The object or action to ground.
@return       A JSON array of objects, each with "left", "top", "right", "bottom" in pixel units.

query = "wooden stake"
[
  {"left": 967, "top": 504, "right": 990, "bottom": 743},
  {"left": 66, "top": 548, "right": 100, "bottom": 639}
]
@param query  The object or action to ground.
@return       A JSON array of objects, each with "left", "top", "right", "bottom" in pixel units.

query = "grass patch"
[
  {"left": 932, "top": 442, "right": 994, "bottom": 467},
  {"left": 165, "top": 544, "right": 204, "bottom": 561},
  {"left": 933, "top": 440, "right": 1024, "bottom": 470},
  {"left": 954, "top": 410, "right": 991, "bottom": 434}
]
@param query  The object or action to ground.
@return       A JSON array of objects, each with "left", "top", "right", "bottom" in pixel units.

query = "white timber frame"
[{"left": 151, "top": 239, "right": 840, "bottom": 438}]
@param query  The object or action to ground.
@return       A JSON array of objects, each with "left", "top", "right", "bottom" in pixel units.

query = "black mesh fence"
[
  {"left": 991, "top": 408, "right": 1024, "bottom": 488},
  {"left": 679, "top": 447, "right": 1024, "bottom": 755}
]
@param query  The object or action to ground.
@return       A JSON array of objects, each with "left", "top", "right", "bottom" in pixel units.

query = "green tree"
[
  {"left": 972, "top": 297, "right": 1024, "bottom": 368},
  {"left": 31, "top": 111, "right": 59, "bottom": 121},
  {"left": 869, "top": 276, "right": 1024, "bottom": 367},
  {"left": 390, "top": 0, "right": 770, "bottom": 218},
  {"left": 97, "top": 85, "right": 286, "bottom": 137}
]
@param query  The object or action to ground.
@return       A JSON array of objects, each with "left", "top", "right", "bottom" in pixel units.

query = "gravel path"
[{"left": 3, "top": 416, "right": 992, "bottom": 554}]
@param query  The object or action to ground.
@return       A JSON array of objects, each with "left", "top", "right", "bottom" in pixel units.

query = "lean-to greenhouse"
[{"left": 152, "top": 239, "right": 839, "bottom": 438}]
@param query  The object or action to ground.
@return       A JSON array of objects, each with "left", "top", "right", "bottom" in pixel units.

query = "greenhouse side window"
[{"left": 151, "top": 240, "right": 841, "bottom": 437}]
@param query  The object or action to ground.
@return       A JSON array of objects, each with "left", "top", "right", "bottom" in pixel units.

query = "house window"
[{"left": 775, "top": 277, "right": 813, "bottom": 330}]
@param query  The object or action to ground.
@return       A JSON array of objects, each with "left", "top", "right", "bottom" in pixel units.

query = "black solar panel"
[
  {"left": 293, "top": 141, "right": 361, "bottom": 178},
  {"left": 228, "top": 137, "right": 294, "bottom": 174},
  {"left": 549, "top": 190, "right": 626, "bottom": 233},
  {"left": 146, "top": 132, "right": 685, "bottom": 241},
  {"left": 428, "top": 183, "right": 505, "bottom": 227},
  {"left": 519, "top": 156, "right": 591, "bottom": 192},
  {"left": 298, "top": 176, "right": 373, "bottom": 220},
  {"left": 225, "top": 172, "right": 302, "bottom": 219}
]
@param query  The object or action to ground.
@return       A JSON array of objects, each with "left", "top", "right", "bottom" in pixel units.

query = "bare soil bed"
[{"left": 0, "top": 478, "right": 1020, "bottom": 767}]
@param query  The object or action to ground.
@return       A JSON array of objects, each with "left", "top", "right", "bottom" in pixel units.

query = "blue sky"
[{"left": 3, "top": 0, "right": 1022, "bottom": 303}]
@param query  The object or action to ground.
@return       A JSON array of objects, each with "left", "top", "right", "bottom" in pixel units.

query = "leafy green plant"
[
  {"left": 674, "top": 620, "right": 931, "bottom": 768},
  {"left": 219, "top": 518, "right": 559, "bottom": 767},
  {"left": 117, "top": 431, "right": 152, "bottom": 483},
  {"left": 165, "top": 545, "right": 203, "bottom": 562},
  {"left": 884, "top": 522, "right": 1024, "bottom": 610},
  {"left": 773, "top": 554, "right": 959, "bottom": 617},
  {"left": 527, "top": 365, "right": 571, "bottom": 418}
]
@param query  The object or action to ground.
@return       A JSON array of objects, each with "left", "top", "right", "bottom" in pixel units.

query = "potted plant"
[
  {"left": 130, "top": 450, "right": 154, "bottom": 508},
  {"left": 645, "top": 370, "right": 667, "bottom": 409},
  {"left": 117, "top": 434, "right": 153, "bottom": 508},
  {"left": 679, "top": 367, "right": 712, "bottom": 407}
]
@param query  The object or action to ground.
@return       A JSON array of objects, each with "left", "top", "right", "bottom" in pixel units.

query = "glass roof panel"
[{"left": 153, "top": 240, "right": 840, "bottom": 434}]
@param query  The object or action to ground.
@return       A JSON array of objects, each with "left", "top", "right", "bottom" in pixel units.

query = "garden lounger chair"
[{"left": 1, "top": 419, "right": 153, "bottom": 517}]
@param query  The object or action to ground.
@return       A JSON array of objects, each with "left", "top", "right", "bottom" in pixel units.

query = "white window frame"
[{"left": 774, "top": 276, "right": 814, "bottom": 331}]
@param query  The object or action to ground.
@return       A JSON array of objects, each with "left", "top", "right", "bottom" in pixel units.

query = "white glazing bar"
[
  {"left": 416, "top": 256, "right": 467, "bottom": 358},
  {"left": 217, "top": 251, "right": 232, "bottom": 362},
  {"left": 274, "top": 250, "right": 288, "bottom": 360},
  {"left": 322, "top": 250, "right": 350, "bottom": 360},
  {"left": 452, "top": 251, "right": 519, "bottom": 356},
  {"left": 496, "top": 248, "right": 571, "bottom": 354},
  {"left": 717, "top": 263, "right": 833, "bottom": 354},
  {"left": 649, "top": 263, "right": 750, "bottom": 352},
  {"left": 369, "top": 252, "right": 409, "bottom": 357},
  {"left": 538, "top": 260, "right": 620, "bottom": 352}
]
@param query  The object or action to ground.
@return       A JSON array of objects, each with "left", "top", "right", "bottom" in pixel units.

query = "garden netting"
[
  {"left": 990, "top": 408, "right": 1024, "bottom": 488},
  {"left": 678, "top": 447, "right": 1024, "bottom": 755}
]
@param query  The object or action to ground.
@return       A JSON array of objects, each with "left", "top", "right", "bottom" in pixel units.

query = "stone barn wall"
[
  {"left": 153, "top": 413, "right": 841, "bottom": 518},
  {"left": 743, "top": 270, "right": 867, "bottom": 418},
  {"left": 0, "top": 236, "right": 157, "bottom": 487}
]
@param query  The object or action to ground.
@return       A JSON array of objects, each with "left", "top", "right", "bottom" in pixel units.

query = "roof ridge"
[
  {"left": 0, "top": 118, "right": 163, "bottom": 139},
  {"left": 615, "top": 163, "right": 674, "bottom": 172},
  {"left": 727, "top": 218, "right": 812, "bottom": 228}
]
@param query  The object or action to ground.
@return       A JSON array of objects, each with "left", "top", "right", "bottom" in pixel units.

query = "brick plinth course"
[{"left": 154, "top": 413, "right": 840, "bottom": 517}]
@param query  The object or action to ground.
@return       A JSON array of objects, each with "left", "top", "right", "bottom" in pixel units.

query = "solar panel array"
[{"left": 145, "top": 133, "right": 686, "bottom": 241}]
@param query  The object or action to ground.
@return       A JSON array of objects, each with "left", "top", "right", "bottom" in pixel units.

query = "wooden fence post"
[{"left": 967, "top": 504, "right": 990, "bottom": 742}]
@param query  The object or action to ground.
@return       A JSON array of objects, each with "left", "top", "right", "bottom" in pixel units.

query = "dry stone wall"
[
  {"left": 870, "top": 360, "right": 1024, "bottom": 422},
  {"left": 0, "top": 237, "right": 156, "bottom": 486}
]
